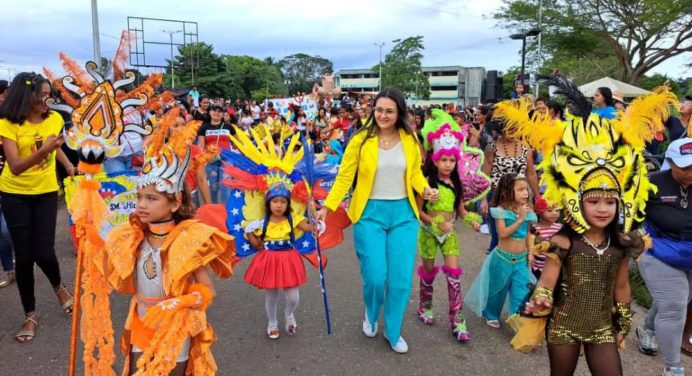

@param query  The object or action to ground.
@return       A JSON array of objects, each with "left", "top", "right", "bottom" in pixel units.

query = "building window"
[{"left": 431, "top": 86, "right": 458, "bottom": 91}]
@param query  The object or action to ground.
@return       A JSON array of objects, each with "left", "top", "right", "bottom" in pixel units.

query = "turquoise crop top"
[{"left": 490, "top": 207, "right": 537, "bottom": 240}]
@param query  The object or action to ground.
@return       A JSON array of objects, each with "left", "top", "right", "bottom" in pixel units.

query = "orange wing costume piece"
[{"left": 99, "top": 217, "right": 235, "bottom": 376}]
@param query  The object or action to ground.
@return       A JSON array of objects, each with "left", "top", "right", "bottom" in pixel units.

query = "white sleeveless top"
[
  {"left": 370, "top": 142, "right": 407, "bottom": 200},
  {"left": 132, "top": 240, "right": 191, "bottom": 362}
]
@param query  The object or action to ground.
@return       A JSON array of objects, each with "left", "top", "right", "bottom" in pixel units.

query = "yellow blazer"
[{"left": 324, "top": 128, "right": 429, "bottom": 223}]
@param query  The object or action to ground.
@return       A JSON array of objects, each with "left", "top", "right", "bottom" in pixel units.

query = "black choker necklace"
[{"left": 149, "top": 219, "right": 175, "bottom": 238}]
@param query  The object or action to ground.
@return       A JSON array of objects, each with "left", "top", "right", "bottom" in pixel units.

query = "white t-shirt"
[{"left": 251, "top": 105, "right": 261, "bottom": 120}]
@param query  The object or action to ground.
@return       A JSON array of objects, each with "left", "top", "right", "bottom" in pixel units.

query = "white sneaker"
[
  {"left": 384, "top": 332, "right": 409, "bottom": 354},
  {"left": 480, "top": 224, "right": 489, "bottom": 234},
  {"left": 636, "top": 325, "right": 658, "bottom": 356},
  {"left": 662, "top": 367, "right": 685, "bottom": 376},
  {"left": 362, "top": 312, "right": 378, "bottom": 338}
]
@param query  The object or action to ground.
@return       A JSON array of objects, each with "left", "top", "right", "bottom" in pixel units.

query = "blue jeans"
[
  {"left": 479, "top": 190, "right": 498, "bottom": 253},
  {"left": 0, "top": 208, "right": 13, "bottom": 272},
  {"left": 206, "top": 160, "right": 230, "bottom": 204},
  {"left": 104, "top": 154, "right": 136, "bottom": 173},
  {"left": 353, "top": 199, "right": 419, "bottom": 346}
]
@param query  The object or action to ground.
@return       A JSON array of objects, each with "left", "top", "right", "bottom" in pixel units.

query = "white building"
[{"left": 334, "top": 66, "right": 486, "bottom": 106}]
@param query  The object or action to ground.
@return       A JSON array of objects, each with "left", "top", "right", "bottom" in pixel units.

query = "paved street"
[{"left": 1, "top": 202, "right": 690, "bottom": 375}]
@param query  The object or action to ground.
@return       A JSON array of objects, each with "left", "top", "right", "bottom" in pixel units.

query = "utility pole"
[
  {"left": 509, "top": 29, "right": 541, "bottom": 88},
  {"left": 162, "top": 29, "right": 182, "bottom": 89},
  {"left": 374, "top": 42, "right": 385, "bottom": 92},
  {"left": 91, "top": 0, "right": 101, "bottom": 64}
]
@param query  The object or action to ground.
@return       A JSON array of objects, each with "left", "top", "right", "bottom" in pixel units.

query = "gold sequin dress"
[{"left": 547, "top": 237, "right": 625, "bottom": 345}]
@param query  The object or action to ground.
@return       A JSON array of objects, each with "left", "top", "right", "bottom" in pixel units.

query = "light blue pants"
[
  {"left": 353, "top": 199, "right": 419, "bottom": 346},
  {"left": 483, "top": 248, "right": 532, "bottom": 321}
]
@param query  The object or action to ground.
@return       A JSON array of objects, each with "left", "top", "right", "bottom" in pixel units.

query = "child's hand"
[
  {"left": 471, "top": 221, "right": 481, "bottom": 232},
  {"left": 616, "top": 333, "right": 625, "bottom": 351},
  {"left": 438, "top": 221, "right": 454, "bottom": 234},
  {"left": 516, "top": 204, "right": 529, "bottom": 220}
]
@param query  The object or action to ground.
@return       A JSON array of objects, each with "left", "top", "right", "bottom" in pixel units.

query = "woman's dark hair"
[
  {"left": 330, "top": 107, "right": 339, "bottom": 116},
  {"left": 547, "top": 100, "right": 564, "bottom": 120},
  {"left": 596, "top": 87, "right": 615, "bottom": 107},
  {"left": 358, "top": 87, "right": 415, "bottom": 141},
  {"left": 199, "top": 94, "right": 210, "bottom": 108},
  {"left": 422, "top": 155, "right": 463, "bottom": 210},
  {"left": 490, "top": 173, "right": 527, "bottom": 208},
  {"left": 0, "top": 72, "right": 51, "bottom": 124}
]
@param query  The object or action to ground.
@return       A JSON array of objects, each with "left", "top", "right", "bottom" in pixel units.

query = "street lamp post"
[
  {"left": 509, "top": 28, "right": 541, "bottom": 88},
  {"left": 374, "top": 42, "right": 384, "bottom": 92},
  {"left": 162, "top": 29, "right": 182, "bottom": 89},
  {"left": 91, "top": 0, "right": 101, "bottom": 64}
]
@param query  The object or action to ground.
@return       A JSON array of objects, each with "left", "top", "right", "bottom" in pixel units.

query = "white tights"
[{"left": 265, "top": 287, "right": 300, "bottom": 328}]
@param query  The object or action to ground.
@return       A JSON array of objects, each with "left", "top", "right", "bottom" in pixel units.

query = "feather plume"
[
  {"left": 120, "top": 73, "right": 163, "bottom": 101},
  {"left": 169, "top": 119, "right": 202, "bottom": 159},
  {"left": 112, "top": 31, "right": 132, "bottom": 81},
  {"left": 615, "top": 86, "right": 679, "bottom": 150},
  {"left": 58, "top": 52, "right": 95, "bottom": 92},
  {"left": 491, "top": 97, "right": 533, "bottom": 140},
  {"left": 545, "top": 76, "right": 591, "bottom": 123},
  {"left": 145, "top": 107, "right": 179, "bottom": 158}
]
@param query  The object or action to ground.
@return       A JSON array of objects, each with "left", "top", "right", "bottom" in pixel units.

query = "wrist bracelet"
[{"left": 532, "top": 286, "right": 553, "bottom": 303}]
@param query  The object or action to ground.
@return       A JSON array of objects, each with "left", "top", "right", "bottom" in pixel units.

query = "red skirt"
[{"left": 244, "top": 249, "right": 307, "bottom": 289}]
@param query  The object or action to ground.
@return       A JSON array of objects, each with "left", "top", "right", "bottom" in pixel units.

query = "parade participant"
[
  {"left": 518, "top": 78, "right": 676, "bottom": 374},
  {"left": 466, "top": 173, "right": 537, "bottom": 329},
  {"left": 530, "top": 196, "right": 562, "bottom": 279},
  {"left": 638, "top": 138, "right": 692, "bottom": 376},
  {"left": 317, "top": 88, "right": 439, "bottom": 354},
  {"left": 101, "top": 112, "right": 235, "bottom": 375},
  {"left": 0, "top": 73, "right": 77, "bottom": 342},
  {"left": 218, "top": 129, "right": 339, "bottom": 339},
  {"left": 592, "top": 87, "right": 617, "bottom": 120},
  {"left": 479, "top": 104, "right": 540, "bottom": 254},
  {"left": 416, "top": 109, "right": 481, "bottom": 342}
]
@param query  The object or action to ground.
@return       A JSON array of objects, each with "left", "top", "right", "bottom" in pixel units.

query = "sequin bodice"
[{"left": 548, "top": 237, "right": 625, "bottom": 344}]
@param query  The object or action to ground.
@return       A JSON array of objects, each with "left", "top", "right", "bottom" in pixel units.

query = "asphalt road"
[{"left": 0, "top": 202, "right": 689, "bottom": 375}]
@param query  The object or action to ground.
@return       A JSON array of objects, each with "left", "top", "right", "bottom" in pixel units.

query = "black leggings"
[
  {"left": 0, "top": 191, "right": 61, "bottom": 314},
  {"left": 548, "top": 342, "right": 623, "bottom": 376}
]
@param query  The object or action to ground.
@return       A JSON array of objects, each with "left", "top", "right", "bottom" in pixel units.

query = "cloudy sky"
[{"left": 0, "top": 0, "right": 688, "bottom": 82}]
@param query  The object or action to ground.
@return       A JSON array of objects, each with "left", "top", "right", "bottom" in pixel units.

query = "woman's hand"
[
  {"left": 423, "top": 188, "right": 439, "bottom": 202},
  {"left": 40, "top": 135, "right": 63, "bottom": 155}
]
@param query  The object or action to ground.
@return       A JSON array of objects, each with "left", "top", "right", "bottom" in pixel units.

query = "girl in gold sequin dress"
[{"left": 509, "top": 77, "right": 677, "bottom": 375}]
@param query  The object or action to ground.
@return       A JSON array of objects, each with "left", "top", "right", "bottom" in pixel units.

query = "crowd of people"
[{"left": 0, "top": 65, "right": 691, "bottom": 376}]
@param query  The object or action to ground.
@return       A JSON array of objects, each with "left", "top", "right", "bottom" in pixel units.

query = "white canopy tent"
[{"left": 578, "top": 77, "right": 650, "bottom": 97}]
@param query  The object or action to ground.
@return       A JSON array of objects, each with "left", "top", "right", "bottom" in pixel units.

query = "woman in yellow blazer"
[{"left": 318, "top": 88, "right": 438, "bottom": 353}]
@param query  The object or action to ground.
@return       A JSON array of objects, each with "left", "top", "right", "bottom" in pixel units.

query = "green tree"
[
  {"left": 167, "top": 42, "right": 237, "bottom": 98},
  {"left": 278, "top": 53, "right": 333, "bottom": 94},
  {"left": 495, "top": 0, "right": 692, "bottom": 84},
  {"left": 224, "top": 55, "right": 287, "bottom": 101},
  {"left": 373, "top": 36, "right": 430, "bottom": 100},
  {"left": 636, "top": 73, "right": 682, "bottom": 94}
]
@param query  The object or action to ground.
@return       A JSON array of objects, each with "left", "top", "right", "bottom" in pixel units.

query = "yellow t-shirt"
[
  {"left": 253, "top": 214, "right": 307, "bottom": 241},
  {"left": 0, "top": 111, "right": 64, "bottom": 194}
]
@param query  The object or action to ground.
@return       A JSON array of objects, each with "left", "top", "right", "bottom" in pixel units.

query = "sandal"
[
  {"left": 16, "top": 313, "right": 38, "bottom": 343},
  {"left": 54, "top": 284, "right": 74, "bottom": 314},
  {"left": 267, "top": 324, "right": 280, "bottom": 340},
  {"left": 0, "top": 270, "right": 15, "bottom": 288},
  {"left": 286, "top": 316, "right": 297, "bottom": 336},
  {"left": 682, "top": 332, "right": 692, "bottom": 357},
  {"left": 485, "top": 319, "right": 501, "bottom": 329}
]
